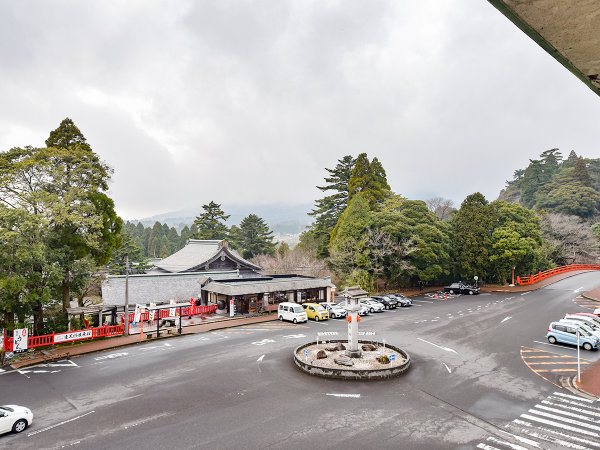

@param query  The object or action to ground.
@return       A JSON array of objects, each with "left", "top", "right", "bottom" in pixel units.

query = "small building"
[{"left": 202, "top": 274, "right": 335, "bottom": 315}]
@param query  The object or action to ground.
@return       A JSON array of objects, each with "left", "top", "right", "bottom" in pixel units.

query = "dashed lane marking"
[
  {"left": 520, "top": 346, "right": 591, "bottom": 388},
  {"left": 28, "top": 410, "right": 95, "bottom": 436}
]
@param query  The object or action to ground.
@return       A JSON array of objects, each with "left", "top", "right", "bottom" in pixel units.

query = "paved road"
[{"left": 1, "top": 272, "right": 600, "bottom": 449}]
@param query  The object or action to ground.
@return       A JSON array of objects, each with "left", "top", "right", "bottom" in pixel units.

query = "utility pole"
[{"left": 124, "top": 256, "right": 130, "bottom": 336}]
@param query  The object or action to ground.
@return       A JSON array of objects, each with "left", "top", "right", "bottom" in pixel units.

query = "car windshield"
[
  {"left": 314, "top": 305, "right": 325, "bottom": 311},
  {"left": 292, "top": 306, "right": 304, "bottom": 313},
  {"left": 0, "top": 406, "right": 14, "bottom": 412}
]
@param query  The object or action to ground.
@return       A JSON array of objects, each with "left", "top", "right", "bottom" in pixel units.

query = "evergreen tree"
[
  {"left": 348, "top": 153, "right": 391, "bottom": 210},
  {"left": 237, "top": 214, "right": 276, "bottom": 259},
  {"left": 193, "top": 201, "right": 230, "bottom": 240},
  {"left": 452, "top": 193, "right": 496, "bottom": 281},
  {"left": 573, "top": 158, "right": 592, "bottom": 187},
  {"left": 308, "top": 155, "right": 356, "bottom": 258}
]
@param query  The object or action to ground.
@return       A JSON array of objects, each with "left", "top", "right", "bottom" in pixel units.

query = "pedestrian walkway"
[
  {"left": 476, "top": 391, "right": 600, "bottom": 449},
  {"left": 7, "top": 313, "right": 279, "bottom": 370}
]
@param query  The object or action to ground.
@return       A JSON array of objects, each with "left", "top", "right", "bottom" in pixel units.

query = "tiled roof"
[
  {"left": 152, "top": 239, "right": 260, "bottom": 273},
  {"left": 203, "top": 275, "right": 332, "bottom": 296}
]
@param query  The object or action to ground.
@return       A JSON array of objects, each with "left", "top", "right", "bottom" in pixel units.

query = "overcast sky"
[{"left": 2, "top": 1, "right": 599, "bottom": 221}]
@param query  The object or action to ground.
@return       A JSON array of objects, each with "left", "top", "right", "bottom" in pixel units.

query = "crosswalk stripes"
[{"left": 476, "top": 391, "right": 600, "bottom": 449}]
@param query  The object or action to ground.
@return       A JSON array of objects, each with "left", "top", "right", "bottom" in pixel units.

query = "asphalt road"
[{"left": 2, "top": 272, "right": 600, "bottom": 449}]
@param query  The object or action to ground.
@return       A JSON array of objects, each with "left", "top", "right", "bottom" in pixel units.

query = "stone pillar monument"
[{"left": 343, "top": 294, "right": 362, "bottom": 358}]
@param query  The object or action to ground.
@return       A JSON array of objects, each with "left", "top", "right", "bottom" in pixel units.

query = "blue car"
[{"left": 546, "top": 322, "right": 600, "bottom": 351}]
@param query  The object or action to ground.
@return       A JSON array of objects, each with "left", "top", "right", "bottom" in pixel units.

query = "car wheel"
[
  {"left": 583, "top": 342, "right": 593, "bottom": 351},
  {"left": 449, "top": 290, "right": 454, "bottom": 294},
  {"left": 468, "top": 290, "right": 474, "bottom": 295},
  {"left": 293, "top": 318, "right": 297, "bottom": 324},
  {"left": 12, "top": 419, "right": 27, "bottom": 433},
  {"left": 548, "top": 336, "right": 557, "bottom": 344},
  {"left": 279, "top": 315, "right": 283, "bottom": 321},
  {"left": 315, "top": 316, "right": 319, "bottom": 321}
]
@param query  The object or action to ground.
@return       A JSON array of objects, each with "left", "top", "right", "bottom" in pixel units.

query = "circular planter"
[{"left": 294, "top": 340, "right": 410, "bottom": 381}]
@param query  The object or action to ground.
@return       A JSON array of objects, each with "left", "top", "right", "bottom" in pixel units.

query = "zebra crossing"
[{"left": 476, "top": 391, "right": 600, "bottom": 449}]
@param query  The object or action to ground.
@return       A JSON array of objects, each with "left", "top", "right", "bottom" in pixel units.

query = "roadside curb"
[{"left": 8, "top": 313, "right": 279, "bottom": 370}]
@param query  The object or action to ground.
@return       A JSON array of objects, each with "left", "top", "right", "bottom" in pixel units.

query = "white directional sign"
[
  {"left": 13, "top": 328, "right": 28, "bottom": 352},
  {"left": 317, "top": 331, "right": 339, "bottom": 337},
  {"left": 358, "top": 331, "right": 376, "bottom": 336},
  {"left": 54, "top": 329, "right": 93, "bottom": 344}
]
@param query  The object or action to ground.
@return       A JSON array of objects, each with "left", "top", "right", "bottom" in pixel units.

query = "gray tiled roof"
[
  {"left": 153, "top": 239, "right": 260, "bottom": 273},
  {"left": 203, "top": 276, "right": 332, "bottom": 296}
]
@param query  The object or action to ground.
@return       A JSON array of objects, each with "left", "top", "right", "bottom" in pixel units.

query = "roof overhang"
[{"left": 488, "top": 0, "right": 600, "bottom": 97}]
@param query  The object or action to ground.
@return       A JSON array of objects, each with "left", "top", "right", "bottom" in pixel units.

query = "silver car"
[{"left": 319, "top": 302, "right": 347, "bottom": 319}]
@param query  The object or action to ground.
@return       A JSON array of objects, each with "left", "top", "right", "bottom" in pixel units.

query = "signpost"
[
  {"left": 390, "top": 354, "right": 395, "bottom": 367},
  {"left": 304, "top": 349, "right": 308, "bottom": 362},
  {"left": 13, "top": 328, "right": 28, "bottom": 353},
  {"left": 577, "top": 329, "right": 581, "bottom": 383},
  {"left": 54, "top": 330, "right": 93, "bottom": 344},
  {"left": 230, "top": 299, "right": 235, "bottom": 318}
]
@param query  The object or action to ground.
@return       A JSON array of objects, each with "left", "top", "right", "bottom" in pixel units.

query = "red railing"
[
  {"left": 3, "top": 324, "right": 126, "bottom": 352},
  {"left": 122, "top": 304, "right": 217, "bottom": 323},
  {"left": 517, "top": 264, "right": 600, "bottom": 285}
]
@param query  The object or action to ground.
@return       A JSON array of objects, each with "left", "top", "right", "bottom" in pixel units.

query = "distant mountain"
[{"left": 134, "top": 203, "right": 314, "bottom": 235}]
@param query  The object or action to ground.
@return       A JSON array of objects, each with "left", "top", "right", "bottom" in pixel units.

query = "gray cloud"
[{"left": 1, "top": 1, "right": 599, "bottom": 220}]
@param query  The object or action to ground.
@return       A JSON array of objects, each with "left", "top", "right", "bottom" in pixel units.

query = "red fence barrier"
[
  {"left": 122, "top": 304, "right": 217, "bottom": 323},
  {"left": 517, "top": 264, "right": 600, "bottom": 285},
  {"left": 3, "top": 324, "right": 126, "bottom": 352}
]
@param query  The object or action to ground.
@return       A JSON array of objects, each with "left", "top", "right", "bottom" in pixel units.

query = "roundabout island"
[{"left": 293, "top": 295, "right": 411, "bottom": 380}]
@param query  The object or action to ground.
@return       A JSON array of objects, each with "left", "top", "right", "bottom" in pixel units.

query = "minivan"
[
  {"left": 278, "top": 302, "right": 308, "bottom": 324},
  {"left": 546, "top": 321, "right": 600, "bottom": 351}
]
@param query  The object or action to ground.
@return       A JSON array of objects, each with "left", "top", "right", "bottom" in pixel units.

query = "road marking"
[
  {"left": 513, "top": 418, "right": 600, "bottom": 449},
  {"left": 257, "top": 355, "right": 265, "bottom": 362},
  {"left": 326, "top": 393, "right": 360, "bottom": 398},
  {"left": 283, "top": 334, "right": 306, "bottom": 339},
  {"left": 533, "top": 404, "right": 600, "bottom": 422},
  {"left": 417, "top": 338, "right": 457, "bottom": 354},
  {"left": 574, "top": 287, "right": 584, "bottom": 293},
  {"left": 164, "top": 343, "right": 172, "bottom": 347},
  {"left": 94, "top": 352, "right": 128, "bottom": 361},
  {"left": 251, "top": 339, "right": 275, "bottom": 346},
  {"left": 443, "top": 363, "right": 451, "bottom": 373},
  {"left": 533, "top": 340, "right": 577, "bottom": 350},
  {"left": 500, "top": 316, "right": 512, "bottom": 324},
  {"left": 27, "top": 410, "right": 95, "bottom": 436},
  {"left": 526, "top": 409, "right": 600, "bottom": 432},
  {"left": 485, "top": 435, "right": 530, "bottom": 450},
  {"left": 476, "top": 443, "right": 500, "bottom": 450},
  {"left": 552, "top": 392, "right": 594, "bottom": 403},
  {"left": 412, "top": 300, "right": 434, "bottom": 303},
  {"left": 521, "top": 292, "right": 530, "bottom": 296}
]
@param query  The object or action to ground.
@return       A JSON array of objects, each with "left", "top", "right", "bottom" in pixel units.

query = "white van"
[{"left": 278, "top": 302, "right": 308, "bottom": 324}]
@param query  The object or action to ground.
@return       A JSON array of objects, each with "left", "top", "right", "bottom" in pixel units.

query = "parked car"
[
  {"left": 559, "top": 319, "right": 600, "bottom": 339},
  {"left": 371, "top": 295, "right": 397, "bottom": 309},
  {"left": 390, "top": 293, "right": 412, "bottom": 307},
  {"left": 0, "top": 405, "right": 33, "bottom": 434},
  {"left": 302, "top": 303, "right": 329, "bottom": 321},
  {"left": 278, "top": 302, "right": 308, "bottom": 323},
  {"left": 444, "top": 282, "right": 480, "bottom": 295},
  {"left": 337, "top": 301, "right": 370, "bottom": 316},
  {"left": 319, "top": 302, "right": 347, "bottom": 319},
  {"left": 564, "top": 313, "right": 600, "bottom": 330},
  {"left": 360, "top": 298, "right": 385, "bottom": 313},
  {"left": 547, "top": 322, "right": 600, "bottom": 351}
]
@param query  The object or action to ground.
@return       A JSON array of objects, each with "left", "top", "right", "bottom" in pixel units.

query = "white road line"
[
  {"left": 27, "top": 410, "right": 95, "bottom": 436},
  {"left": 506, "top": 297, "right": 515, "bottom": 300},
  {"left": 521, "top": 292, "right": 530, "bottom": 295},
  {"left": 526, "top": 409, "right": 600, "bottom": 432},
  {"left": 542, "top": 399, "right": 600, "bottom": 418},
  {"left": 520, "top": 414, "right": 600, "bottom": 438},
  {"left": 532, "top": 340, "right": 578, "bottom": 351},
  {"left": 417, "top": 338, "right": 458, "bottom": 354},
  {"left": 574, "top": 287, "right": 584, "bottom": 293},
  {"left": 532, "top": 404, "right": 599, "bottom": 423},
  {"left": 513, "top": 418, "right": 600, "bottom": 448},
  {"left": 412, "top": 300, "right": 434, "bottom": 303},
  {"left": 552, "top": 392, "right": 594, "bottom": 403},
  {"left": 547, "top": 396, "right": 600, "bottom": 412},
  {"left": 257, "top": 355, "right": 265, "bottom": 362},
  {"left": 326, "top": 393, "right": 360, "bottom": 398},
  {"left": 442, "top": 363, "right": 451, "bottom": 373},
  {"left": 477, "top": 443, "right": 500, "bottom": 450},
  {"left": 486, "top": 435, "right": 530, "bottom": 450},
  {"left": 500, "top": 316, "right": 512, "bottom": 324}
]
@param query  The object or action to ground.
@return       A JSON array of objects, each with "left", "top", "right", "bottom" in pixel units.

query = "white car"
[
  {"left": 336, "top": 301, "right": 370, "bottom": 316},
  {"left": 0, "top": 405, "right": 33, "bottom": 434},
  {"left": 319, "top": 302, "right": 347, "bottom": 319},
  {"left": 361, "top": 299, "right": 385, "bottom": 313}
]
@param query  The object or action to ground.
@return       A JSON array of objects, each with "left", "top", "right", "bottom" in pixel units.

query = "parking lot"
[{"left": 1, "top": 272, "right": 600, "bottom": 449}]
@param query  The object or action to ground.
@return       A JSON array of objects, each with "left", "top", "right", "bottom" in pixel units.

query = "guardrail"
[
  {"left": 517, "top": 264, "right": 600, "bottom": 285},
  {"left": 3, "top": 324, "right": 126, "bottom": 352},
  {"left": 121, "top": 304, "right": 217, "bottom": 323}
]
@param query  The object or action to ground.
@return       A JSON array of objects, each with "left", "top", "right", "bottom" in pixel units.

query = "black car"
[
  {"left": 444, "top": 282, "right": 480, "bottom": 295},
  {"left": 371, "top": 295, "right": 397, "bottom": 309},
  {"left": 390, "top": 293, "right": 412, "bottom": 307}
]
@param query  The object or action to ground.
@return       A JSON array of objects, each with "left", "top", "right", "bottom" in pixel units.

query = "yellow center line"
[{"left": 535, "top": 369, "right": 579, "bottom": 373}]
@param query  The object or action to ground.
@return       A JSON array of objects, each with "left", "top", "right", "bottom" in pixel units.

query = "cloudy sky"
[{"left": 2, "top": 1, "right": 599, "bottom": 221}]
